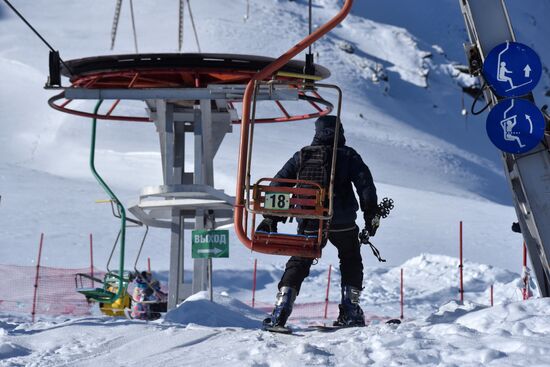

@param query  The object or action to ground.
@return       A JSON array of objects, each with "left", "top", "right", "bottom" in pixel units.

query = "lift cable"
[
  {"left": 304, "top": 0, "right": 315, "bottom": 75},
  {"left": 2, "top": 0, "right": 73, "bottom": 75},
  {"left": 128, "top": 0, "right": 139, "bottom": 53},
  {"left": 243, "top": 0, "right": 250, "bottom": 22},
  {"left": 187, "top": 0, "right": 201, "bottom": 52},
  {"left": 178, "top": 0, "right": 185, "bottom": 51},
  {"left": 110, "top": 0, "right": 123, "bottom": 50},
  {"left": 308, "top": 0, "right": 313, "bottom": 54}
]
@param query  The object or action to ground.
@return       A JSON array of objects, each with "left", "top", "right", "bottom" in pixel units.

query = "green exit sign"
[{"left": 192, "top": 230, "right": 229, "bottom": 258}]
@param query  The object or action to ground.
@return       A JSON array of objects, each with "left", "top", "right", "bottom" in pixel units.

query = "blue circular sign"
[
  {"left": 483, "top": 42, "right": 542, "bottom": 98},
  {"left": 486, "top": 99, "right": 545, "bottom": 154}
]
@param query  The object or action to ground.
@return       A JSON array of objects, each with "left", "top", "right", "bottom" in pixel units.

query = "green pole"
[{"left": 90, "top": 100, "right": 126, "bottom": 303}]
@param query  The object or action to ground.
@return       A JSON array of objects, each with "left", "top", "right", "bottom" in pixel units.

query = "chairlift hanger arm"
[{"left": 88, "top": 100, "right": 127, "bottom": 304}]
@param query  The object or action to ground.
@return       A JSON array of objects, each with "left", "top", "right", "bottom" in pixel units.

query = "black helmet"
[
  {"left": 314, "top": 115, "right": 343, "bottom": 134},
  {"left": 312, "top": 115, "right": 345, "bottom": 146}
]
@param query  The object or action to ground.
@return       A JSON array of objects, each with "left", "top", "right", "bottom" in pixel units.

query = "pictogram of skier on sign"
[
  {"left": 499, "top": 99, "right": 529, "bottom": 148},
  {"left": 486, "top": 98, "right": 545, "bottom": 154},
  {"left": 497, "top": 42, "right": 532, "bottom": 93},
  {"left": 483, "top": 41, "right": 542, "bottom": 98},
  {"left": 497, "top": 61, "right": 515, "bottom": 90}
]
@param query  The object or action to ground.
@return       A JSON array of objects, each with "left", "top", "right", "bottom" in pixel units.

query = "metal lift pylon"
[
  {"left": 47, "top": 52, "right": 333, "bottom": 311},
  {"left": 459, "top": 0, "right": 550, "bottom": 296},
  {"left": 133, "top": 98, "right": 235, "bottom": 308}
]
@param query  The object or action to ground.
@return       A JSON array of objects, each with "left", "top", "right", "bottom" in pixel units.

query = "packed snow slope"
[
  {"left": 0, "top": 255, "right": 548, "bottom": 367},
  {"left": 1, "top": 0, "right": 547, "bottom": 272}
]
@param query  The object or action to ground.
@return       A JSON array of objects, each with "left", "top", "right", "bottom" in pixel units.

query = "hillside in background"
[
  {"left": 0, "top": 0, "right": 547, "bottom": 270},
  {"left": 2, "top": 1, "right": 550, "bottom": 366}
]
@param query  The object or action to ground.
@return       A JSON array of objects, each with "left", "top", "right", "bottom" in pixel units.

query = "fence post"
[
  {"left": 31, "top": 233, "right": 44, "bottom": 322},
  {"left": 459, "top": 221, "right": 464, "bottom": 303},
  {"left": 148, "top": 257, "right": 151, "bottom": 273},
  {"left": 323, "top": 264, "right": 332, "bottom": 319},
  {"left": 252, "top": 259, "right": 257, "bottom": 308},
  {"left": 490, "top": 284, "right": 494, "bottom": 306},
  {"left": 89, "top": 233, "right": 94, "bottom": 287},
  {"left": 523, "top": 241, "right": 529, "bottom": 301},
  {"left": 400, "top": 268, "right": 404, "bottom": 320}
]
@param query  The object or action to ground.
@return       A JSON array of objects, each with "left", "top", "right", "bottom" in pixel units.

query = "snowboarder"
[
  {"left": 259, "top": 115, "right": 379, "bottom": 329},
  {"left": 130, "top": 271, "right": 167, "bottom": 320}
]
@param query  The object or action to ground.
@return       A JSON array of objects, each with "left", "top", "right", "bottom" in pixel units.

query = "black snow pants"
[{"left": 278, "top": 225, "right": 363, "bottom": 294}]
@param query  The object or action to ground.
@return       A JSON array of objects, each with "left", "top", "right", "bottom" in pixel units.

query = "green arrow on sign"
[
  {"left": 192, "top": 230, "right": 229, "bottom": 259},
  {"left": 197, "top": 248, "right": 224, "bottom": 255}
]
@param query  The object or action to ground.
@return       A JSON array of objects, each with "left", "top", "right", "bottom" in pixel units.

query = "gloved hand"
[
  {"left": 364, "top": 213, "right": 380, "bottom": 237},
  {"left": 256, "top": 216, "right": 279, "bottom": 233}
]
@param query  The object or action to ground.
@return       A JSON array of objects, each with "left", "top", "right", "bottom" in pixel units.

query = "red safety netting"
[
  {"left": 36, "top": 266, "right": 103, "bottom": 316},
  {"left": 0, "top": 262, "right": 342, "bottom": 322},
  {"left": 0, "top": 264, "right": 98, "bottom": 317}
]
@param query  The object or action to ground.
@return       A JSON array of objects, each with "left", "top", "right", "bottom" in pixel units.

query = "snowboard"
[
  {"left": 309, "top": 318, "right": 401, "bottom": 332},
  {"left": 263, "top": 325, "right": 293, "bottom": 334}
]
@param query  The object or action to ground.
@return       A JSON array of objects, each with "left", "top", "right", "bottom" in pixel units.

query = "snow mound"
[
  {"left": 396, "top": 253, "right": 518, "bottom": 297},
  {"left": 359, "top": 254, "right": 525, "bottom": 318},
  {"left": 426, "top": 300, "right": 486, "bottom": 324},
  {"left": 164, "top": 291, "right": 264, "bottom": 328},
  {"left": 457, "top": 298, "right": 550, "bottom": 336}
]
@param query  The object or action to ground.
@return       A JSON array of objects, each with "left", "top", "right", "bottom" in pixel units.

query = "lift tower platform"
[{"left": 47, "top": 53, "right": 332, "bottom": 309}]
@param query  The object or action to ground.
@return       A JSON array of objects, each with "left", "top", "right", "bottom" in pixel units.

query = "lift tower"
[
  {"left": 47, "top": 53, "right": 332, "bottom": 309},
  {"left": 459, "top": 0, "right": 550, "bottom": 296}
]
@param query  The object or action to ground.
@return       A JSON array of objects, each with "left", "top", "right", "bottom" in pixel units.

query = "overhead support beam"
[{"left": 65, "top": 86, "right": 300, "bottom": 101}]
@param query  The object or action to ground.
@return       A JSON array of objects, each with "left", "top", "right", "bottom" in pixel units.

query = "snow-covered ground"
[
  {"left": 1, "top": 0, "right": 550, "bottom": 365},
  {"left": 0, "top": 254, "right": 546, "bottom": 366}
]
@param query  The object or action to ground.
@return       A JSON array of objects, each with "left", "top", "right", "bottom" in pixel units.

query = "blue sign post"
[
  {"left": 486, "top": 99, "right": 545, "bottom": 154},
  {"left": 483, "top": 41, "right": 542, "bottom": 98}
]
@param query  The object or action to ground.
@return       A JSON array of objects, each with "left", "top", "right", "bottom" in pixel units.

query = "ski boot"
[
  {"left": 334, "top": 285, "right": 366, "bottom": 327},
  {"left": 262, "top": 286, "right": 297, "bottom": 330}
]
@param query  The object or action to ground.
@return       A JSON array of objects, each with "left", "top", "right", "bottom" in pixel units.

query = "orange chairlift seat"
[
  {"left": 243, "top": 83, "right": 343, "bottom": 259},
  {"left": 234, "top": 0, "right": 353, "bottom": 259}
]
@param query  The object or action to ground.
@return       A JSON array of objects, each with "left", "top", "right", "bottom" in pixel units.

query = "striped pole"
[
  {"left": 31, "top": 233, "right": 44, "bottom": 322},
  {"left": 523, "top": 242, "right": 529, "bottom": 301},
  {"left": 252, "top": 259, "right": 257, "bottom": 308},
  {"left": 323, "top": 264, "right": 332, "bottom": 319},
  {"left": 89, "top": 234, "right": 94, "bottom": 287},
  {"left": 459, "top": 221, "right": 464, "bottom": 303},
  {"left": 400, "top": 268, "right": 404, "bottom": 319}
]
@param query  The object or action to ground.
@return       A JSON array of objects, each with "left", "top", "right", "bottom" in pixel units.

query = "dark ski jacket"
[{"left": 273, "top": 116, "right": 378, "bottom": 228}]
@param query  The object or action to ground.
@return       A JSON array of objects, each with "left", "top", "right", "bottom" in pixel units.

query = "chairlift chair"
[
  {"left": 75, "top": 198, "right": 146, "bottom": 305},
  {"left": 234, "top": 0, "right": 354, "bottom": 258},
  {"left": 243, "top": 82, "right": 343, "bottom": 259}
]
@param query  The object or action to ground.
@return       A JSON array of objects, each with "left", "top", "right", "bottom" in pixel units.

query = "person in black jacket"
[{"left": 260, "top": 115, "right": 378, "bottom": 328}]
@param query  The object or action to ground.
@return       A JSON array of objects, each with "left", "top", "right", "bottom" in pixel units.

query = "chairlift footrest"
[
  {"left": 252, "top": 231, "right": 321, "bottom": 258},
  {"left": 77, "top": 287, "right": 116, "bottom": 302}
]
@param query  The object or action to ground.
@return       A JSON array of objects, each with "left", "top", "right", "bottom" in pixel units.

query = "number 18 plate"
[{"left": 264, "top": 192, "right": 291, "bottom": 210}]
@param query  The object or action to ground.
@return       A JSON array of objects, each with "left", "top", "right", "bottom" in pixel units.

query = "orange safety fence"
[
  {"left": 0, "top": 264, "right": 100, "bottom": 317},
  {"left": 0, "top": 261, "right": 341, "bottom": 322}
]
